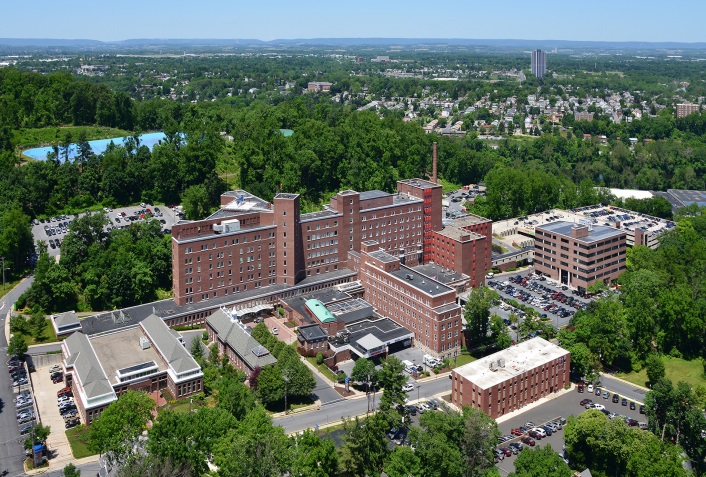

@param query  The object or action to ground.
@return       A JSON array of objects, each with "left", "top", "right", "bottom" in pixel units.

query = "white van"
[
  {"left": 402, "top": 360, "right": 416, "bottom": 374},
  {"left": 423, "top": 355, "right": 441, "bottom": 368}
]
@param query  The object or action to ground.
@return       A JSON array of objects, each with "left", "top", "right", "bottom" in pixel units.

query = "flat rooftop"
[
  {"left": 436, "top": 226, "right": 483, "bottom": 242},
  {"left": 82, "top": 268, "right": 357, "bottom": 336},
  {"left": 389, "top": 266, "right": 455, "bottom": 297},
  {"left": 454, "top": 337, "right": 569, "bottom": 390},
  {"left": 398, "top": 179, "right": 440, "bottom": 189},
  {"left": 90, "top": 327, "right": 166, "bottom": 386},
  {"left": 369, "top": 250, "right": 400, "bottom": 263},
  {"left": 360, "top": 190, "right": 390, "bottom": 200},
  {"left": 347, "top": 317, "right": 413, "bottom": 347},
  {"left": 453, "top": 214, "right": 491, "bottom": 228},
  {"left": 667, "top": 189, "right": 706, "bottom": 208},
  {"left": 538, "top": 221, "right": 625, "bottom": 243},
  {"left": 411, "top": 263, "right": 466, "bottom": 285}
]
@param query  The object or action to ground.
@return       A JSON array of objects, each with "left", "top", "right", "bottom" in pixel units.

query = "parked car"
[
  {"left": 580, "top": 399, "right": 592, "bottom": 406},
  {"left": 65, "top": 419, "right": 80, "bottom": 429},
  {"left": 402, "top": 383, "right": 414, "bottom": 392},
  {"left": 49, "top": 365, "right": 63, "bottom": 374},
  {"left": 612, "top": 394, "right": 620, "bottom": 403},
  {"left": 630, "top": 401, "right": 636, "bottom": 410},
  {"left": 521, "top": 436, "right": 536, "bottom": 446}
]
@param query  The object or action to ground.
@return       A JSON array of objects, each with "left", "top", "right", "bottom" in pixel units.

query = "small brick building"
[{"left": 451, "top": 337, "right": 570, "bottom": 419}]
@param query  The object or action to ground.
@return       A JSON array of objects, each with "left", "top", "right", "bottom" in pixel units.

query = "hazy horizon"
[{"left": 7, "top": 0, "right": 705, "bottom": 43}]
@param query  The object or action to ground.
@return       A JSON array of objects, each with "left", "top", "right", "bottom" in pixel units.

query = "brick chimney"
[{"left": 432, "top": 142, "right": 438, "bottom": 184}]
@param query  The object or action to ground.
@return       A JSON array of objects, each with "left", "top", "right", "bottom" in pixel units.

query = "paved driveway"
[
  {"left": 34, "top": 364, "right": 75, "bottom": 469},
  {"left": 264, "top": 315, "right": 296, "bottom": 345}
]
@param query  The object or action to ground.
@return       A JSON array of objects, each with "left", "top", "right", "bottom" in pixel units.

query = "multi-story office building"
[
  {"left": 353, "top": 240, "right": 463, "bottom": 359},
  {"left": 171, "top": 179, "right": 443, "bottom": 307},
  {"left": 61, "top": 314, "right": 203, "bottom": 424},
  {"left": 534, "top": 221, "right": 626, "bottom": 289},
  {"left": 676, "top": 102, "right": 700, "bottom": 118},
  {"left": 531, "top": 49, "right": 547, "bottom": 79},
  {"left": 451, "top": 337, "right": 570, "bottom": 419}
]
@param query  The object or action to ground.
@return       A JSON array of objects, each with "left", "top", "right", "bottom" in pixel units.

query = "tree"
[
  {"left": 377, "top": 356, "right": 407, "bottom": 412},
  {"left": 148, "top": 407, "right": 238, "bottom": 476},
  {"left": 338, "top": 415, "right": 390, "bottom": 477},
  {"left": 29, "top": 311, "right": 48, "bottom": 340},
  {"left": 350, "top": 358, "right": 377, "bottom": 384},
  {"left": 7, "top": 333, "right": 28, "bottom": 357},
  {"left": 489, "top": 315, "right": 512, "bottom": 350},
  {"left": 645, "top": 353, "right": 665, "bottom": 387},
  {"left": 291, "top": 430, "right": 338, "bottom": 477},
  {"left": 256, "top": 365, "right": 284, "bottom": 404},
  {"left": 384, "top": 446, "right": 422, "bottom": 477},
  {"left": 63, "top": 463, "right": 81, "bottom": 477},
  {"left": 88, "top": 391, "right": 156, "bottom": 466},
  {"left": 211, "top": 406, "right": 291, "bottom": 477},
  {"left": 181, "top": 184, "right": 213, "bottom": 220},
  {"left": 0, "top": 207, "right": 34, "bottom": 273},
  {"left": 216, "top": 376, "right": 255, "bottom": 420},
  {"left": 464, "top": 286, "right": 499, "bottom": 347},
  {"left": 509, "top": 444, "right": 571, "bottom": 477},
  {"left": 189, "top": 336, "right": 203, "bottom": 362}
]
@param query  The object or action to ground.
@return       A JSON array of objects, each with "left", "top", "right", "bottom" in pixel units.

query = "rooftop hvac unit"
[
  {"left": 222, "top": 219, "right": 241, "bottom": 233},
  {"left": 489, "top": 361, "right": 498, "bottom": 371},
  {"left": 139, "top": 337, "right": 151, "bottom": 350},
  {"left": 213, "top": 224, "right": 224, "bottom": 234},
  {"left": 498, "top": 358, "right": 506, "bottom": 368}
]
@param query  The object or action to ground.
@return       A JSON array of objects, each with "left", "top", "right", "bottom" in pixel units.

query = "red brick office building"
[{"left": 451, "top": 337, "right": 570, "bottom": 418}]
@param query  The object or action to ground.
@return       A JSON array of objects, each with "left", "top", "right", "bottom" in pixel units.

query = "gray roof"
[
  {"left": 389, "top": 266, "right": 455, "bottom": 297},
  {"left": 54, "top": 311, "right": 80, "bottom": 328},
  {"left": 360, "top": 190, "right": 390, "bottom": 200},
  {"left": 298, "top": 324, "right": 328, "bottom": 341},
  {"left": 347, "top": 317, "right": 414, "bottom": 347},
  {"left": 412, "top": 264, "right": 466, "bottom": 285},
  {"left": 538, "top": 221, "right": 625, "bottom": 243},
  {"left": 207, "top": 309, "right": 277, "bottom": 369},
  {"left": 63, "top": 332, "right": 116, "bottom": 402},
  {"left": 140, "top": 314, "right": 201, "bottom": 375}
]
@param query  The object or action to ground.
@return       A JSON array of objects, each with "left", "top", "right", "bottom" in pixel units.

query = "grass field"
[
  {"left": 306, "top": 357, "right": 338, "bottom": 382},
  {"left": 617, "top": 356, "right": 706, "bottom": 389},
  {"left": 0, "top": 278, "right": 23, "bottom": 301},
  {"left": 15, "top": 126, "right": 133, "bottom": 150},
  {"left": 437, "top": 178, "right": 462, "bottom": 194},
  {"left": 451, "top": 347, "right": 477, "bottom": 368},
  {"left": 65, "top": 426, "right": 97, "bottom": 459},
  {"left": 13, "top": 319, "right": 59, "bottom": 346}
]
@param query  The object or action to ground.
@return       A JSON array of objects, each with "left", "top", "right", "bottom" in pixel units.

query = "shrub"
[{"left": 316, "top": 352, "right": 324, "bottom": 365}]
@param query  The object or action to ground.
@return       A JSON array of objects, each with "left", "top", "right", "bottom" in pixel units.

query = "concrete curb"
[{"left": 495, "top": 383, "right": 575, "bottom": 425}]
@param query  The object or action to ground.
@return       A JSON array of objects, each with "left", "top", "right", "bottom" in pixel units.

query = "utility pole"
[
  {"left": 283, "top": 369, "right": 289, "bottom": 415},
  {"left": 1, "top": 256, "right": 5, "bottom": 291}
]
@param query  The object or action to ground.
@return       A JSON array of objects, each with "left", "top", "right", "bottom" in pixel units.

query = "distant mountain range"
[{"left": 1, "top": 38, "right": 706, "bottom": 50}]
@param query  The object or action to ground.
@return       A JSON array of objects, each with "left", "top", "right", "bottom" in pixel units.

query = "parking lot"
[
  {"left": 31, "top": 203, "right": 180, "bottom": 257},
  {"left": 488, "top": 268, "right": 602, "bottom": 329},
  {"left": 33, "top": 364, "right": 75, "bottom": 467},
  {"left": 493, "top": 387, "right": 645, "bottom": 475}
]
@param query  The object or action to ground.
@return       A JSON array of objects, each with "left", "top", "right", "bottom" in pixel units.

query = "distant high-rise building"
[
  {"left": 531, "top": 49, "right": 546, "bottom": 79},
  {"left": 676, "top": 102, "right": 700, "bottom": 118}
]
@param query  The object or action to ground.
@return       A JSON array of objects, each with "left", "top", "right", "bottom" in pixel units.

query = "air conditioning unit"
[{"left": 139, "top": 337, "right": 151, "bottom": 350}]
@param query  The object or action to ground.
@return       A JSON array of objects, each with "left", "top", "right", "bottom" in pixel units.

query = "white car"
[
  {"left": 402, "top": 383, "right": 414, "bottom": 392},
  {"left": 587, "top": 384, "right": 594, "bottom": 393},
  {"left": 49, "top": 365, "right": 63, "bottom": 374},
  {"left": 593, "top": 404, "right": 606, "bottom": 411}
]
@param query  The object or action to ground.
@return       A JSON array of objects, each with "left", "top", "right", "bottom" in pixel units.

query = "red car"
[
  {"left": 521, "top": 436, "right": 536, "bottom": 446},
  {"left": 500, "top": 447, "right": 512, "bottom": 457},
  {"left": 511, "top": 428, "right": 524, "bottom": 436},
  {"left": 57, "top": 387, "right": 71, "bottom": 396}
]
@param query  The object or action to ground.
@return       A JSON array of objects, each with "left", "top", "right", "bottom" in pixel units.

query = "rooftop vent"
[{"left": 139, "top": 336, "right": 151, "bottom": 350}]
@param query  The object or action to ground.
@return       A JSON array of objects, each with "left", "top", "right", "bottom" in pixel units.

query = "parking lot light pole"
[{"left": 417, "top": 385, "right": 420, "bottom": 403}]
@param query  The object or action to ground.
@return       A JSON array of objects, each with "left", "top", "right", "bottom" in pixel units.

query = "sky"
[{"left": 5, "top": 0, "right": 706, "bottom": 43}]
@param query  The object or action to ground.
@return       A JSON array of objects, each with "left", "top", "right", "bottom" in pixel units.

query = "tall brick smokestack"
[{"left": 432, "top": 142, "right": 438, "bottom": 184}]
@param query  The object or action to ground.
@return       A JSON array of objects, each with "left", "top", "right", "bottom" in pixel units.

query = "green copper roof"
[{"left": 305, "top": 299, "right": 336, "bottom": 323}]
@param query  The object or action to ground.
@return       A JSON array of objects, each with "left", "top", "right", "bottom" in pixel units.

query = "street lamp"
[{"left": 417, "top": 385, "right": 420, "bottom": 403}]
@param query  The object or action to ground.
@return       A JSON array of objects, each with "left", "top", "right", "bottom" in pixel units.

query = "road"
[
  {"left": 0, "top": 277, "right": 34, "bottom": 476},
  {"left": 598, "top": 374, "right": 648, "bottom": 404},
  {"left": 274, "top": 374, "right": 452, "bottom": 433}
]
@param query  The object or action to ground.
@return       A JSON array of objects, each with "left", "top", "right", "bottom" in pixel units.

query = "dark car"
[
  {"left": 65, "top": 419, "right": 80, "bottom": 429},
  {"left": 622, "top": 398, "right": 628, "bottom": 406},
  {"left": 612, "top": 394, "right": 620, "bottom": 403},
  {"left": 630, "top": 401, "right": 636, "bottom": 410},
  {"left": 639, "top": 405, "right": 645, "bottom": 414},
  {"left": 521, "top": 436, "right": 536, "bottom": 446}
]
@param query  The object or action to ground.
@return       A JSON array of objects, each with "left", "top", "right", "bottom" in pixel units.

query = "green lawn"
[
  {"left": 616, "top": 356, "right": 706, "bottom": 389},
  {"left": 66, "top": 426, "right": 97, "bottom": 459},
  {"left": 451, "top": 347, "right": 477, "bottom": 368},
  {"left": 437, "top": 178, "right": 462, "bottom": 194},
  {"left": 14, "top": 320, "right": 58, "bottom": 346},
  {"left": 306, "top": 357, "right": 338, "bottom": 382},
  {"left": 15, "top": 126, "right": 133, "bottom": 150}
]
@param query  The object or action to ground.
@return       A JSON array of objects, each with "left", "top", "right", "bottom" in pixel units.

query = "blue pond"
[{"left": 22, "top": 132, "right": 167, "bottom": 161}]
